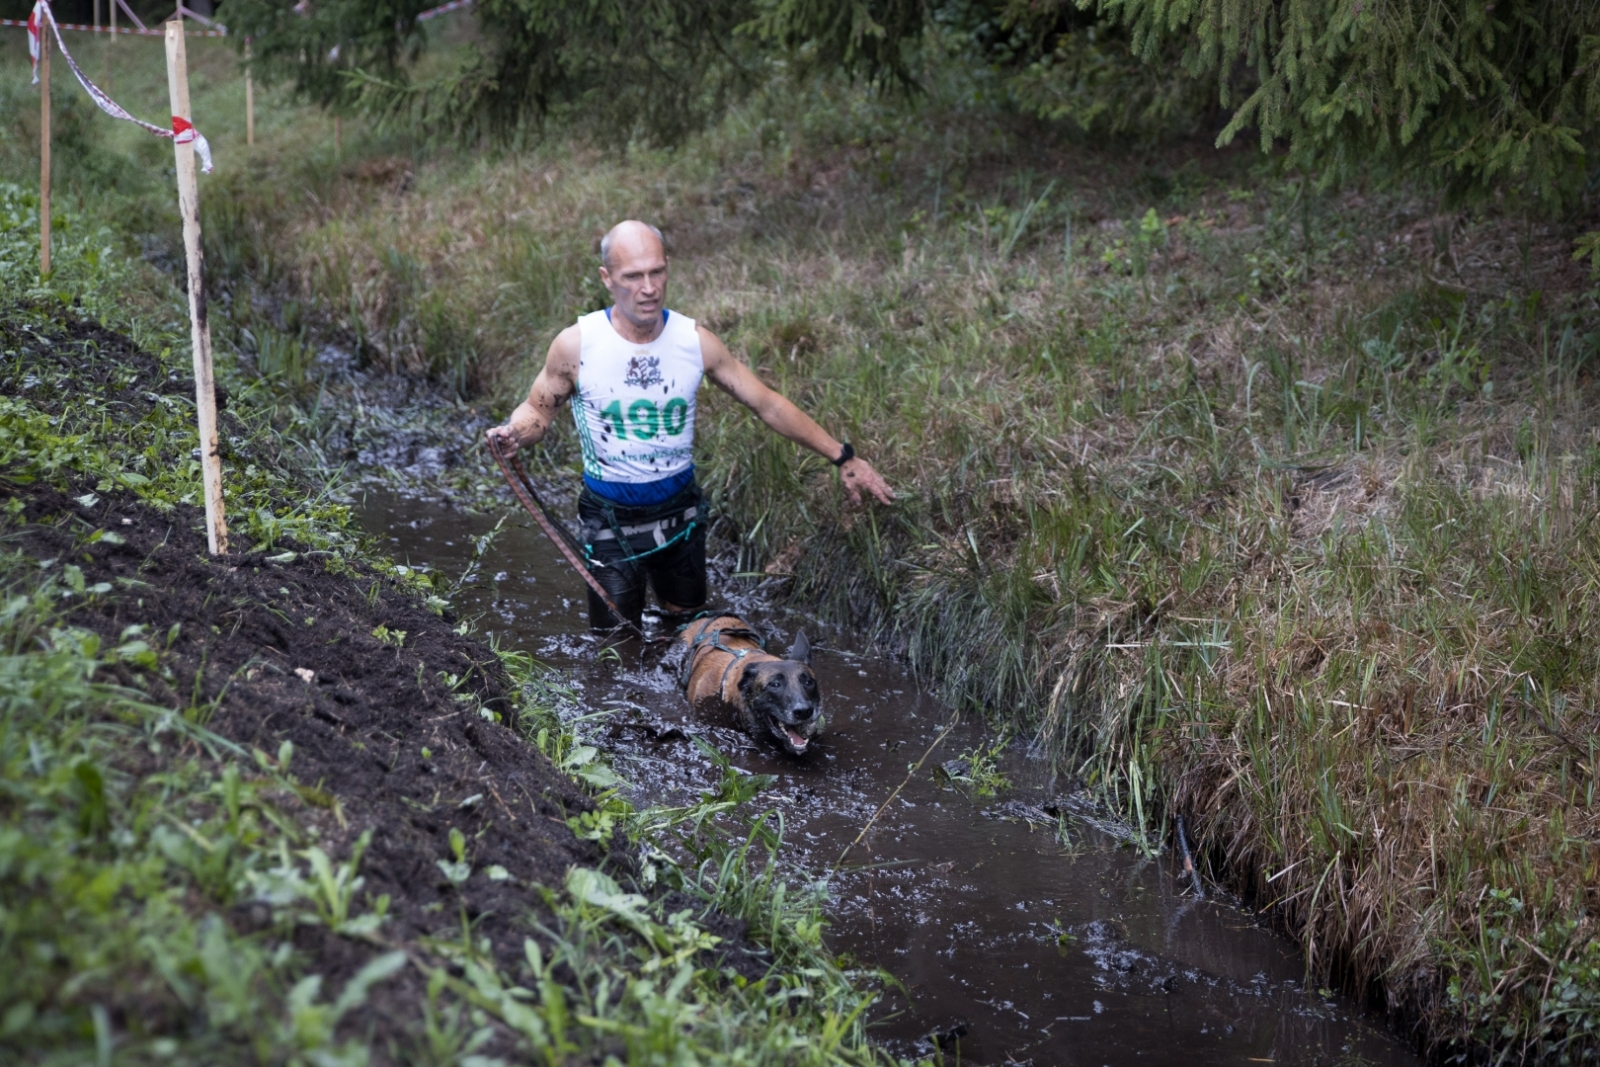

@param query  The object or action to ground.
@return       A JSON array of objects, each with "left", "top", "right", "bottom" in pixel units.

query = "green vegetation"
[
  {"left": 1010, "top": 0, "right": 1600, "bottom": 204},
  {"left": 0, "top": 559, "right": 399, "bottom": 1064},
  {"left": 938, "top": 737, "right": 1011, "bottom": 797},
  {"left": 229, "top": 0, "right": 1600, "bottom": 205},
  {"left": 190, "top": 72, "right": 1600, "bottom": 1061},
  {"left": 6, "top": 13, "right": 1600, "bottom": 1064},
  {"left": 0, "top": 45, "right": 896, "bottom": 1067}
]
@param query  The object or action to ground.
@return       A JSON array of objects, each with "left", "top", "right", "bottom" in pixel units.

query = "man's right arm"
[{"left": 486, "top": 325, "right": 580, "bottom": 455}]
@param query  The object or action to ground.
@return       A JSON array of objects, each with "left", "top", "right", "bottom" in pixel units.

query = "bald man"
[{"left": 486, "top": 220, "right": 894, "bottom": 631}]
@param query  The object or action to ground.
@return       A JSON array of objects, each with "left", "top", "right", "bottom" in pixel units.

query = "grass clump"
[{"left": 0, "top": 575, "right": 312, "bottom": 1062}]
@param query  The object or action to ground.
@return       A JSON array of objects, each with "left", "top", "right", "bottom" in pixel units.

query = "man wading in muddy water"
[{"left": 486, "top": 220, "right": 895, "bottom": 630}]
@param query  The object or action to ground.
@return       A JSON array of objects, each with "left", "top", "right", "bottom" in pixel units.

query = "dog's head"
[{"left": 737, "top": 631, "right": 823, "bottom": 755}]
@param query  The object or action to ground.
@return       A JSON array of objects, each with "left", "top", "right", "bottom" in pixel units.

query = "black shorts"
[{"left": 578, "top": 483, "right": 706, "bottom": 630}]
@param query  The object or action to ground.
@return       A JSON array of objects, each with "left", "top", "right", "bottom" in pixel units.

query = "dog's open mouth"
[{"left": 773, "top": 721, "right": 812, "bottom": 753}]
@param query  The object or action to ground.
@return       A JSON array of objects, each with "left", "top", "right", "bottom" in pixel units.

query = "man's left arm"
[{"left": 700, "top": 327, "right": 894, "bottom": 505}]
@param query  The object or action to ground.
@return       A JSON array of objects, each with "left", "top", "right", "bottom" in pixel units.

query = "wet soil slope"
[
  {"left": 9, "top": 484, "right": 601, "bottom": 966},
  {"left": 0, "top": 309, "right": 605, "bottom": 984}
]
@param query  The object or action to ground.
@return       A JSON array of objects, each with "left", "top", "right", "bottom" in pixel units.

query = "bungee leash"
[{"left": 485, "top": 433, "right": 654, "bottom": 643}]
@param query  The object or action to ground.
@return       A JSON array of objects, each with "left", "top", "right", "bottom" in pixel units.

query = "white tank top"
[{"left": 572, "top": 308, "right": 703, "bottom": 485}]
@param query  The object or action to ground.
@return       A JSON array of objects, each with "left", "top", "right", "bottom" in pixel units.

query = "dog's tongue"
[{"left": 784, "top": 726, "right": 809, "bottom": 752}]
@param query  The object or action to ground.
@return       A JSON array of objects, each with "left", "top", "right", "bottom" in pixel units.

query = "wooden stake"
[
  {"left": 106, "top": 0, "right": 115, "bottom": 93},
  {"left": 244, "top": 41, "right": 254, "bottom": 147},
  {"left": 165, "top": 18, "right": 228, "bottom": 555},
  {"left": 115, "top": 0, "right": 148, "bottom": 32},
  {"left": 94, "top": 0, "right": 100, "bottom": 32},
  {"left": 39, "top": 27, "right": 50, "bottom": 278}
]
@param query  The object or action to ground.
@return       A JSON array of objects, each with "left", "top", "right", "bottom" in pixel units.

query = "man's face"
[{"left": 599, "top": 235, "right": 669, "bottom": 329}]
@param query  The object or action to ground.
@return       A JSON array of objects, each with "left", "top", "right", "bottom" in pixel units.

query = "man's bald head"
[
  {"left": 600, "top": 220, "right": 666, "bottom": 271},
  {"left": 598, "top": 220, "right": 670, "bottom": 337}
]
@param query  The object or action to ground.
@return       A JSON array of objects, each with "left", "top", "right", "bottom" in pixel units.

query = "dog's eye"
[
  {"left": 800, "top": 675, "right": 816, "bottom": 690},
  {"left": 767, "top": 677, "right": 784, "bottom": 690}
]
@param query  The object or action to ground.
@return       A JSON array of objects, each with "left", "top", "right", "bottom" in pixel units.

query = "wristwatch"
[{"left": 832, "top": 442, "right": 855, "bottom": 466}]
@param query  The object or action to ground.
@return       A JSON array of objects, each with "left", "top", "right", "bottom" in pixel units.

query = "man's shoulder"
[
  {"left": 694, "top": 323, "right": 732, "bottom": 367},
  {"left": 546, "top": 323, "right": 582, "bottom": 373},
  {"left": 573, "top": 309, "right": 608, "bottom": 338},
  {"left": 661, "top": 311, "right": 709, "bottom": 359}
]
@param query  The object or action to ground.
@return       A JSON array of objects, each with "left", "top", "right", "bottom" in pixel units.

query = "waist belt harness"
[
  {"left": 583, "top": 496, "right": 701, "bottom": 568},
  {"left": 587, "top": 505, "right": 699, "bottom": 546}
]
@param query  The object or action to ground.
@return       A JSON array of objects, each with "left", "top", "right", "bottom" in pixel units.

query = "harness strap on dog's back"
[
  {"left": 681, "top": 621, "right": 768, "bottom": 697},
  {"left": 717, "top": 647, "right": 752, "bottom": 702}
]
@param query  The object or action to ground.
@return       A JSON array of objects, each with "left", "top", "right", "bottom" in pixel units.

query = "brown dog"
[{"left": 680, "top": 615, "right": 823, "bottom": 755}]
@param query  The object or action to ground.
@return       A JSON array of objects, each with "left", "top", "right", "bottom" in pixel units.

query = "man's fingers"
[
  {"left": 486, "top": 426, "right": 519, "bottom": 455},
  {"left": 863, "top": 469, "right": 895, "bottom": 504},
  {"left": 840, "top": 458, "right": 894, "bottom": 507}
]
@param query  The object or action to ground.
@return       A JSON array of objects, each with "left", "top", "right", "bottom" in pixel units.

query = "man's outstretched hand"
[
  {"left": 485, "top": 424, "right": 521, "bottom": 457},
  {"left": 841, "top": 457, "right": 895, "bottom": 506}
]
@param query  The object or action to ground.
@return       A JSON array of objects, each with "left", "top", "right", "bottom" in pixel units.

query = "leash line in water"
[
  {"left": 831, "top": 715, "right": 960, "bottom": 877},
  {"left": 1175, "top": 812, "right": 1204, "bottom": 899},
  {"left": 485, "top": 434, "right": 650, "bottom": 643}
]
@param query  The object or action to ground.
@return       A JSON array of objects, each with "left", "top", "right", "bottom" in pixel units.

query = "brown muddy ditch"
[{"left": 358, "top": 481, "right": 1424, "bottom": 1067}]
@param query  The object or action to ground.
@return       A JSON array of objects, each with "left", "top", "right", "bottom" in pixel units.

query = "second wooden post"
[
  {"left": 39, "top": 16, "right": 50, "bottom": 277},
  {"left": 165, "top": 18, "right": 228, "bottom": 554},
  {"left": 244, "top": 41, "right": 255, "bottom": 146}
]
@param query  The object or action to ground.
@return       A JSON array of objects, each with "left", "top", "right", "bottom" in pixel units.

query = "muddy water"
[{"left": 359, "top": 487, "right": 1418, "bottom": 1067}]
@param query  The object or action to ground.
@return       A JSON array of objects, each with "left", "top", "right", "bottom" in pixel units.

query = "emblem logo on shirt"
[{"left": 624, "top": 354, "right": 663, "bottom": 389}]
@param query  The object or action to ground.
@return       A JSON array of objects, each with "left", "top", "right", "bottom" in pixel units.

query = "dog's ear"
[
  {"left": 737, "top": 662, "right": 760, "bottom": 697},
  {"left": 785, "top": 630, "right": 811, "bottom": 665}
]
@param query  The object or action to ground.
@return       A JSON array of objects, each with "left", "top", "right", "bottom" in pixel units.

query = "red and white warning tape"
[
  {"left": 1, "top": 18, "right": 227, "bottom": 36},
  {"left": 24, "top": 0, "right": 213, "bottom": 173},
  {"left": 26, "top": 1, "right": 39, "bottom": 67},
  {"left": 416, "top": 0, "right": 474, "bottom": 22},
  {"left": 10, "top": 0, "right": 472, "bottom": 170},
  {"left": 4, "top": 0, "right": 470, "bottom": 35}
]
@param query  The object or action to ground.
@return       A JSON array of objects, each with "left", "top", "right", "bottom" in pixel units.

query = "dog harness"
[
  {"left": 572, "top": 307, "right": 703, "bottom": 504},
  {"left": 682, "top": 620, "right": 768, "bottom": 701}
]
